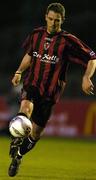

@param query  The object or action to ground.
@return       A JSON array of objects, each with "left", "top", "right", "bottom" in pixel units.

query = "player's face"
[{"left": 45, "top": 10, "right": 63, "bottom": 34}]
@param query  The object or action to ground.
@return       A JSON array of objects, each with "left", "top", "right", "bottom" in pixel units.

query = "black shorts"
[{"left": 20, "top": 86, "right": 54, "bottom": 127}]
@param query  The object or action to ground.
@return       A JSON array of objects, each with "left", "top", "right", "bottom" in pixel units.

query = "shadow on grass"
[
  {"left": 18, "top": 175, "right": 61, "bottom": 179},
  {"left": 0, "top": 175, "right": 95, "bottom": 180}
]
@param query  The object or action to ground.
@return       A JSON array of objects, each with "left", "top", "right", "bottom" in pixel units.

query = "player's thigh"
[{"left": 32, "top": 99, "right": 53, "bottom": 127}]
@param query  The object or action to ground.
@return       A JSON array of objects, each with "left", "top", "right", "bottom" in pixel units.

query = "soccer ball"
[{"left": 9, "top": 115, "right": 32, "bottom": 137}]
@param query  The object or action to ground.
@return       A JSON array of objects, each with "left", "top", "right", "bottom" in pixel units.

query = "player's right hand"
[{"left": 12, "top": 73, "right": 22, "bottom": 86}]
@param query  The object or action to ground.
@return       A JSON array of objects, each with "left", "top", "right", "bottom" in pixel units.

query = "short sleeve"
[
  {"left": 22, "top": 33, "right": 33, "bottom": 56},
  {"left": 66, "top": 34, "right": 96, "bottom": 67}
]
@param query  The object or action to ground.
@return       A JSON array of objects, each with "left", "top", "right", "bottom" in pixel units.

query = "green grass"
[{"left": 0, "top": 136, "right": 96, "bottom": 180}]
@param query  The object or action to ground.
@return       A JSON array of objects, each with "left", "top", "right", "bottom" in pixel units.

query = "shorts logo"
[
  {"left": 21, "top": 90, "right": 27, "bottom": 99},
  {"left": 90, "top": 51, "right": 95, "bottom": 56}
]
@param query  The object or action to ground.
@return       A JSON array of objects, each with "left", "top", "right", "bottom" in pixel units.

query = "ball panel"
[{"left": 9, "top": 115, "right": 32, "bottom": 137}]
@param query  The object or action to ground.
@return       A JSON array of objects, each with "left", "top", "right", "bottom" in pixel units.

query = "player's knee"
[{"left": 19, "top": 100, "right": 33, "bottom": 118}]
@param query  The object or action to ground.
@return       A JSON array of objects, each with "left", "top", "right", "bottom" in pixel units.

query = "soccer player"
[{"left": 8, "top": 2, "right": 96, "bottom": 177}]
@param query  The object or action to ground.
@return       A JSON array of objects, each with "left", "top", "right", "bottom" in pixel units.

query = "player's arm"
[
  {"left": 12, "top": 53, "right": 31, "bottom": 86},
  {"left": 82, "top": 59, "right": 96, "bottom": 95}
]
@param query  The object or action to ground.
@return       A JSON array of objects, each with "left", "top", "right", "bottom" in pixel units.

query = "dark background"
[{"left": 0, "top": 0, "right": 96, "bottom": 98}]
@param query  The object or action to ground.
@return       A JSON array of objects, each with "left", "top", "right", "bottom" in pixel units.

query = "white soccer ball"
[{"left": 9, "top": 115, "right": 32, "bottom": 137}]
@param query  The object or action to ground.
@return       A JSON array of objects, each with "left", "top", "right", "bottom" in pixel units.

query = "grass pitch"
[{"left": 0, "top": 136, "right": 96, "bottom": 180}]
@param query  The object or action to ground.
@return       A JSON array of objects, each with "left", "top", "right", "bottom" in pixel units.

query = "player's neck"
[{"left": 47, "top": 28, "right": 62, "bottom": 34}]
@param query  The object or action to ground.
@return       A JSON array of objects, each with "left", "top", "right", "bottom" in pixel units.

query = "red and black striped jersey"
[{"left": 22, "top": 26, "right": 96, "bottom": 103}]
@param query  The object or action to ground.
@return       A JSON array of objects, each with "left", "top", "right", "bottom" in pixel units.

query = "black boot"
[{"left": 8, "top": 154, "right": 22, "bottom": 177}]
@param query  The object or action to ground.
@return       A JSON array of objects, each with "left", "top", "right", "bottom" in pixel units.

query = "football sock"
[
  {"left": 17, "top": 112, "right": 28, "bottom": 118},
  {"left": 18, "top": 136, "right": 39, "bottom": 155}
]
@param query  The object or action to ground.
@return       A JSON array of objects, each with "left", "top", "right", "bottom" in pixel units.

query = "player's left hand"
[{"left": 82, "top": 75, "right": 94, "bottom": 95}]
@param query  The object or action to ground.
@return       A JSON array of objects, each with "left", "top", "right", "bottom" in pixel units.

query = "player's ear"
[
  {"left": 62, "top": 16, "right": 65, "bottom": 24},
  {"left": 61, "top": 17, "right": 65, "bottom": 24}
]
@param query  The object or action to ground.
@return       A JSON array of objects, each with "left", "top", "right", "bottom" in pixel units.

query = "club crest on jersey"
[{"left": 44, "top": 42, "right": 50, "bottom": 50}]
